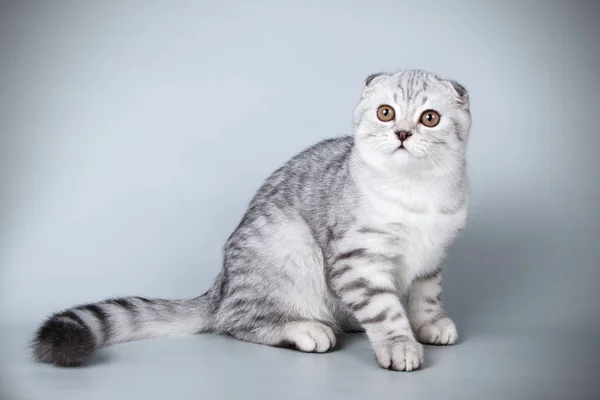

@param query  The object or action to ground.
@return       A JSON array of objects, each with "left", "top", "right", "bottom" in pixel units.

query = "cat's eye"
[
  {"left": 420, "top": 110, "right": 440, "bottom": 127},
  {"left": 376, "top": 105, "right": 395, "bottom": 122}
]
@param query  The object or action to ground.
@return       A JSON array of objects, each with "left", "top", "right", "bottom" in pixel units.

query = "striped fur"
[
  {"left": 32, "top": 69, "right": 471, "bottom": 371},
  {"left": 33, "top": 295, "right": 214, "bottom": 366}
]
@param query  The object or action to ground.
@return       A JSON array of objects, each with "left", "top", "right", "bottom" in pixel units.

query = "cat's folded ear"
[
  {"left": 362, "top": 72, "right": 391, "bottom": 97},
  {"left": 364, "top": 72, "right": 390, "bottom": 87},
  {"left": 445, "top": 79, "right": 470, "bottom": 110}
]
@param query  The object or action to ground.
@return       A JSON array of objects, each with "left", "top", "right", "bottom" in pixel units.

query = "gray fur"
[{"left": 364, "top": 72, "right": 388, "bottom": 86}]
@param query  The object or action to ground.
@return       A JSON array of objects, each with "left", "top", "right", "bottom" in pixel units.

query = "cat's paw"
[
  {"left": 373, "top": 336, "right": 424, "bottom": 371},
  {"left": 279, "top": 321, "right": 337, "bottom": 353},
  {"left": 416, "top": 317, "right": 458, "bottom": 345}
]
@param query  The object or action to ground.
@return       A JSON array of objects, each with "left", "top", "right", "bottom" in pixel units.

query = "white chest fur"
[
  {"left": 357, "top": 169, "right": 468, "bottom": 290},
  {"left": 396, "top": 210, "right": 466, "bottom": 283}
]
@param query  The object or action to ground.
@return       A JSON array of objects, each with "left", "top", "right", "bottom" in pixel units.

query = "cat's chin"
[
  {"left": 392, "top": 147, "right": 418, "bottom": 161},
  {"left": 395, "top": 147, "right": 428, "bottom": 162},
  {"left": 387, "top": 150, "right": 433, "bottom": 172}
]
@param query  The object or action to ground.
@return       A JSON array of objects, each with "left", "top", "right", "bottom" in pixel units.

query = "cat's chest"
[
  {"left": 397, "top": 211, "right": 464, "bottom": 269},
  {"left": 360, "top": 190, "right": 467, "bottom": 284}
]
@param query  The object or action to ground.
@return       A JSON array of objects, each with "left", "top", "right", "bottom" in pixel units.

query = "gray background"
[{"left": 1, "top": 0, "right": 599, "bottom": 399}]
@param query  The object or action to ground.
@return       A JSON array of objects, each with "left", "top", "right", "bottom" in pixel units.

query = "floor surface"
[{"left": 2, "top": 325, "right": 598, "bottom": 400}]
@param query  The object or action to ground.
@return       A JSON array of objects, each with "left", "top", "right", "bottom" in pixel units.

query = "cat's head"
[{"left": 353, "top": 69, "right": 471, "bottom": 173}]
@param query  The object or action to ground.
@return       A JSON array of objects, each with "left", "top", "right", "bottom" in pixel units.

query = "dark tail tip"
[{"left": 32, "top": 315, "right": 96, "bottom": 367}]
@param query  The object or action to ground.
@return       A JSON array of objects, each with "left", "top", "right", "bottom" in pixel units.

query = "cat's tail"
[{"left": 31, "top": 293, "right": 215, "bottom": 367}]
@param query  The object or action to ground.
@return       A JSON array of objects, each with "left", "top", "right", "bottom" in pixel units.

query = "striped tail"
[{"left": 31, "top": 294, "right": 213, "bottom": 367}]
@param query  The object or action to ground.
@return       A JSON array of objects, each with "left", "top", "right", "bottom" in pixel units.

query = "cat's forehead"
[
  {"left": 396, "top": 70, "right": 437, "bottom": 88},
  {"left": 366, "top": 70, "right": 453, "bottom": 107},
  {"left": 392, "top": 71, "right": 445, "bottom": 99}
]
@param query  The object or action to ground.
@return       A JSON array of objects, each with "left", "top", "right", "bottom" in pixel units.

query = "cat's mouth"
[{"left": 395, "top": 144, "right": 411, "bottom": 155}]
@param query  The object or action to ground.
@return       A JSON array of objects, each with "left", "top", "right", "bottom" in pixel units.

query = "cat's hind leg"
[
  {"left": 225, "top": 319, "right": 337, "bottom": 353},
  {"left": 213, "top": 212, "right": 339, "bottom": 352}
]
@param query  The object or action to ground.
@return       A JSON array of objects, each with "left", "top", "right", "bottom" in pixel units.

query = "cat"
[{"left": 32, "top": 69, "right": 471, "bottom": 371}]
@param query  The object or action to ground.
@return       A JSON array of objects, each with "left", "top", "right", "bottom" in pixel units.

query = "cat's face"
[{"left": 353, "top": 70, "right": 471, "bottom": 173}]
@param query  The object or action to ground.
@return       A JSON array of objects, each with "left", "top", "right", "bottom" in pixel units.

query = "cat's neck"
[{"left": 349, "top": 147, "right": 468, "bottom": 210}]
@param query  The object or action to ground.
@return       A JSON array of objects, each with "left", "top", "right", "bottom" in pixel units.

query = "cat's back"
[
  {"left": 283, "top": 135, "right": 354, "bottom": 174},
  {"left": 250, "top": 136, "right": 354, "bottom": 204}
]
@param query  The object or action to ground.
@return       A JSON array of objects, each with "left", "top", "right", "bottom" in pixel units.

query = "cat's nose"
[{"left": 396, "top": 131, "right": 412, "bottom": 141}]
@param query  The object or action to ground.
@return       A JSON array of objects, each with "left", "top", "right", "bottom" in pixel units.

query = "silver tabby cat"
[{"left": 33, "top": 69, "right": 471, "bottom": 371}]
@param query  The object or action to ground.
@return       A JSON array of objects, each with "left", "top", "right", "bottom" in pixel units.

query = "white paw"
[
  {"left": 416, "top": 317, "right": 458, "bottom": 345},
  {"left": 280, "top": 321, "right": 337, "bottom": 353},
  {"left": 373, "top": 336, "right": 424, "bottom": 371}
]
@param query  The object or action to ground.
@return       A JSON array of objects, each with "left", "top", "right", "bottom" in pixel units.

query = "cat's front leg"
[
  {"left": 328, "top": 251, "right": 424, "bottom": 371},
  {"left": 407, "top": 268, "right": 458, "bottom": 345}
]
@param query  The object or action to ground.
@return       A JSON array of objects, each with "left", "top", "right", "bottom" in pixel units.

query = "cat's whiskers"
[{"left": 426, "top": 151, "right": 465, "bottom": 197}]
